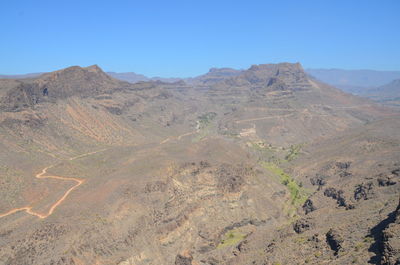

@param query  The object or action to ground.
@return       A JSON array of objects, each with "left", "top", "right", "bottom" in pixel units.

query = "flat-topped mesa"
[
  {"left": 225, "top": 62, "right": 312, "bottom": 91},
  {"left": 0, "top": 65, "right": 130, "bottom": 111},
  {"left": 249, "top": 62, "right": 306, "bottom": 80}
]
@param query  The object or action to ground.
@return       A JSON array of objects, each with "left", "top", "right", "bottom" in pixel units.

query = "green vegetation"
[
  {"left": 285, "top": 144, "right": 302, "bottom": 161},
  {"left": 247, "top": 140, "right": 309, "bottom": 219},
  {"left": 294, "top": 236, "right": 307, "bottom": 244},
  {"left": 197, "top": 112, "right": 217, "bottom": 129},
  {"left": 220, "top": 130, "right": 240, "bottom": 138},
  {"left": 193, "top": 112, "right": 217, "bottom": 142},
  {"left": 249, "top": 141, "right": 282, "bottom": 161},
  {"left": 217, "top": 230, "right": 246, "bottom": 248},
  {"left": 249, "top": 141, "right": 305, "bottom": 165},
  {"left": 364, "top": 236, "right": 374, "bottom": 243},
  {"left": 193, "top": 127, "right": 211, "bottom": 142},
  {"left": 354, "top": 242, "right": 364, "bottom": 251},
  {"left": 250, "top": 141, "right": 278, "bottom": 152},
  {"left": 261, "top": 162, "right": 309, "bottom": 207}
]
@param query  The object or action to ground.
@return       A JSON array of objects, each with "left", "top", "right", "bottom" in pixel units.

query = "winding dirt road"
[
  {"left": 0, "top": 131, "right": 199, "bottom": 220},
  {"left": 0, "top": 149, "right": 106, "bottom": 219},
  {"left": 0, "top": 130, "right": 199, "bottom": 220}
]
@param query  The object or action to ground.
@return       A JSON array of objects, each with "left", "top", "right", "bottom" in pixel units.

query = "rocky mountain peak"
[
  {"left": 0, "top": 65, "right": 129, "bottom": 111},
  {"left": 41, "top": 65, "right": 110, "bottom": 82},
  {"left": 85, "top": 64, "right": 103, "bottom": 73},
  {"left": 246, "top": 62, "right": 306, "bottom": 79}
]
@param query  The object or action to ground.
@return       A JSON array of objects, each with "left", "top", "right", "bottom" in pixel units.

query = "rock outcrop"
[
  {"left": 381, "top": 198, "right": 400, "bottom": 265},
  {"left": 293, "top": 218, "right": 314, "bottom": 234},
  {"left": 326, "top": 228, "right": 344, "bottom": 255},
  {"left": 354, "top": 182, "right": 374, "bottom": 201},
  {"left": 303, "top": 199, "right": 316, "bottom": 214}
]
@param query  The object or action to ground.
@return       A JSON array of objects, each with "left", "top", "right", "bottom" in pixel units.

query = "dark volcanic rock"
[
  {"left": 324, "top": 187, "right": 340, "bottom": 198},
  {"left": 303, "top": 199, "right": 316, "bottom": 214},
  {"left": 310, "top": 174, "right": 327, "bottom": 190},
  {"left": 199, "top": 160, "right": 211, "bottom": 168},
  {"left": 335, "top": 161, "right": 351, "bottom": 170},
  {"left": 391, "top": 168, "right": 400, "bottom": 177},
  {"left": 324, "top": 187, "right": 348, "bottom": 207},
  {"left": 326, "top": 228, "right": 344, "bottom": 255},
  {"left": 335, "top": 161, "right": 353, "bottom": 178},
  {"left": 354, "top": 182, "right": 374, "bottom": 201},
  {"left": 309, "top": 233, "right": 321, "bottom": 243},
  {"left": 104, "top": 106, "right": 123, "bottom": 115},
  {"left": 293, "top": 218, "right": 314, "bottom": 234},
  {"left": 175, "top": 253, "right": 193, "bottom": 265},
  {"left": 378, "top": 176, "right": 397, "bottom": 186}
]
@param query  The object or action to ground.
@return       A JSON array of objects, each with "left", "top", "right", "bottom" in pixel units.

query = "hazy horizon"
[
  {"left": 2, "top": 63, "right": 400, "bottom": 79},
  {"left": 1, "top": 0, "right": 399, "bottom": 77}
]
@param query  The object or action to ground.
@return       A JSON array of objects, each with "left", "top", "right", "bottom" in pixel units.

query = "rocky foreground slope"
[{"left": 0, "top": 63, "right": 398, "bottom": 265}]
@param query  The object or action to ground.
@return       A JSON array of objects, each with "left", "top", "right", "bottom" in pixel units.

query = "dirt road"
[{"left": 0, "top": 149, "right": 106, "bottom": 219}]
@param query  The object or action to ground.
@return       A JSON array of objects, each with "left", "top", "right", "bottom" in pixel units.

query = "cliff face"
[
  {"left": 219, "top": 62, "right": 312, "bottom": 91},
  {"left": 189, "top": 63, "right": 310, "bottom": 90}
]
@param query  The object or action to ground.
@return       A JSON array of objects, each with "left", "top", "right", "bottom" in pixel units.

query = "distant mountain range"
[
  {"left": 107, "top": 72, "right": 182, "bottom": 83},
  {"left": 361, "top": 79, "right": 400, "bottom": 106},
  {"left": 2, "top": 67, "right": 400, "bottom": 106},
  {"left": 3, "top": 67, "right": 400, "bottom": 87},
  {"left": 0, "top": 71, "right": 181, "bottom": 84},
  {"left": 0, "top": 73, "right": 44, "bottom": 79},
  {"left": 306, "top": 69, "right": 400, "bottom": 106},
  {"left": 305, "top": 68, "right": 400, "bottom": 89}
]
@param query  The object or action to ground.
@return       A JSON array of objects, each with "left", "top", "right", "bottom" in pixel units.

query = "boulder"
[
  {"left": 303, "top": 199, "right": 316, "bottom": 214},
  {"left": 326, "top": 228, "right": 344, "bottom": 255}
]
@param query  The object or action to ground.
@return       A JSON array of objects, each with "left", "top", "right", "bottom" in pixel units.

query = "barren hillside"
[{"left": 0, "top": 63, "right": 399, "bottom": 265}]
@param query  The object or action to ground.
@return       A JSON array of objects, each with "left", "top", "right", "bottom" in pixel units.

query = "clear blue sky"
[{"left": 1, "top": 0, "right": 399, "bottom": 77}]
